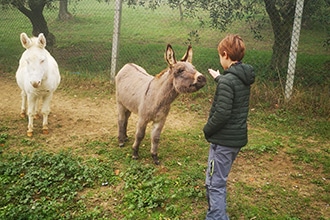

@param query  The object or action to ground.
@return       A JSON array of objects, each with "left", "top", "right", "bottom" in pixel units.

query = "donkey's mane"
[
  {"left": 128, "top": 63, "right": 149, "bottom": 76},
  {"left": 155, "top": 68, "right": 169, "bottom": 78}
]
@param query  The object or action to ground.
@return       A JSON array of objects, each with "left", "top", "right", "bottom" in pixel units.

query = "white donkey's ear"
[
  {"left": 20, "top": 33, "right": 32, "bottom": 49},
  {"left": 37, "top": 33, "right": 46, "bottom": 49},
  {"left": 165, "top": 44, "right": 176, "bottom": 67},
  {"left": 181, "top": 45, "right": 193, "bottom": 63}
]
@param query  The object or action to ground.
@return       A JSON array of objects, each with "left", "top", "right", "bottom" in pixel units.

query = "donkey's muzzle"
[
  {"left": 195, "top": 75, "right": 206, "bottom": 89},
  {"left": 30, "top": 81, "right": 41, "bottom": 88}
]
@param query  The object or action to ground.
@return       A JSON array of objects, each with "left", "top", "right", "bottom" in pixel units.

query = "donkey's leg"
[
  {"left": 34, "top": 97, "right": 40, "bottom": 119},
  {"left": 132, "top": 119, "right": 148, "bottom": 160},
  {"left": 26, "top": 95, "right": 38, "bottom": 137},
  {"left": 20, "top": 90, "right": 27, "bottom": 118},
  {"left": 40, "top": 93, "right": 53, "bottom": 134},
  {"left": 150, "top": 120, "right": 166, "bottom": 165},
  {"left": 117, "top": 103, "right": 131, "bottom": 147}
]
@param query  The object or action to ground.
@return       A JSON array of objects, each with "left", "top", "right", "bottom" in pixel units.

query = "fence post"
[
  {"left": 110, "top": 0, "right": 122, "bottom": 81},
  {"left": 285, "top": 0, "right": 304, "bottom": 101}
]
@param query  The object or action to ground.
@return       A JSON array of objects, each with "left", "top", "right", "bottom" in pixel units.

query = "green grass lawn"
[{"left": 0, "top": 72, "right": 329, "bottom": 219}]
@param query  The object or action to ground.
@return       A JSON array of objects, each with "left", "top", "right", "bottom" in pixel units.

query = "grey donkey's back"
[{"left": 115, "top": 63, "right": 153, "bottom": 114}]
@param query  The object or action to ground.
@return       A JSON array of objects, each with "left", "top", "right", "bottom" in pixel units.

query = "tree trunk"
[
  {"left": 58, "top": 0, "right": 73, "bottom": 21},
  {"left": 264, "top": 0, "right": 295, "bottom": 71},
  {"left": 12, "top": 0, "right": 55, "bottom": 49},
  {"left": 179, "top": 2, "right": 183, "bottom": 21}
]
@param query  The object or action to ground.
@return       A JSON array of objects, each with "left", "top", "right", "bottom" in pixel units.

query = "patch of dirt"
[{"left": 0, "top": 72, "right": 200, "bottom": 151}]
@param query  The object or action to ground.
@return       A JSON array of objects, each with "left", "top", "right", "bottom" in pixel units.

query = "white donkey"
[{"left": 16, "top": 33, "right": 61, "bottom": 137}]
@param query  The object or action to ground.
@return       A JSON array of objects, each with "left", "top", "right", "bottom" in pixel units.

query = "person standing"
[{"left": 203, "top": 34, "right": 255, "bottom": 220}]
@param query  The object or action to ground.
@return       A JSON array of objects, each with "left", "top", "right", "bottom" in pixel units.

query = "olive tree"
[
  {"left": 127, "top": 0, "right": 328, "bottom": 70},
  {"left": 58, "top": 0, "right": 73, "bottom": 21},
  {"left": 201, "top": 0, "right": 296, "bottom": 70},
  {"left": 2, "top": 0, "right": 56, "bottom": 47},
  {"left": 2, "top": 0, "right": 76, "bottom": 48}
]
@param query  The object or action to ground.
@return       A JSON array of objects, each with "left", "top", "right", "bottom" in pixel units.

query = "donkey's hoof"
[
  {"left": 42, "top": 129, "right": 49, "bottom": 135},
  {"left": 152, "top": 154, "right": 160, "bottom": 165},
  {"left": 20, "top": 113, "right": 26, "bottom": 118},
  {"left": 119, "top": 137, "right": 128, "bottom": 147},
  {"left": 27, "top": 131, "right": 33, "bottom": 137},
  {"left": 132, "top": 150, "right": 139, "bottom": 160}
]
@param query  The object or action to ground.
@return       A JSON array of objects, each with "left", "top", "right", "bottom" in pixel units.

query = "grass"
[
  {"left": 1, "top": 113, "right": 329, "bottom": 219},
  {"left": 0, "top": 89, "right": 329, "bottom": 219},
  {"left": 0, "top": 1, "right": 329, "bottom": 219},
  {"left": 0, "top": 150, "right": 117, "bottom": 219},
  {"left": 0, "top": 69, "right": 330, "bottom": 219},
  {"left": 1, "top": 1, "right": 329, "bottom": 77}
]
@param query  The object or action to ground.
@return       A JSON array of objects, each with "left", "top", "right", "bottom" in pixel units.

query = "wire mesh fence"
[{"left": 0, "top": 0, "right": 329, "bottom": 94}]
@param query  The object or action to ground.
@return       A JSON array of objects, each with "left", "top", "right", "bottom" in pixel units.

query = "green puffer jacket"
[{"left": 203, "top": 63, "right": 255, "bottom": 147}]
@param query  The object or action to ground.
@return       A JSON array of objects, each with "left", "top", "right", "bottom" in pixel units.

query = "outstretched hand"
[{"left": 208, "top": 69, "right": 221, "bottom": 79}]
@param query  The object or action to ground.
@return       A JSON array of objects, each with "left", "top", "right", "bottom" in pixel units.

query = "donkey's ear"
[
  {"left": 20, "top": 33, "right": 32, "bottom": 49},
  {"left": 165, "top": 44, "right": 176, "bottom": 67},
  {"left": 37, "top": 33, "right": 47, "bottom": 49},
  {"left": 181, "top": 45, "right": 193, "bottom": 63}
]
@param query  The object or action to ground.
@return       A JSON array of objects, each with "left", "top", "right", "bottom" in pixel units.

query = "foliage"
[
  {"left": 304, "top": 0, "right": 330, "bottom": 48},
  {"left": 0, "top": 133, "right": 9, "bottom": 145},
  {"left": 0, "top": 151, "right": 116, "bottom": 219},
  {"left": 116, "top": 158, "right": 206, "bottom": 218},
  {"left": 119, "top": 163, "right": 171, "bottom": 217}
]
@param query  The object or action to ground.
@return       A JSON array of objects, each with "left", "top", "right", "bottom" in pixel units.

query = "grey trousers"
[{"left": 205, "top": 143, "right": 241, "bottom": 220}]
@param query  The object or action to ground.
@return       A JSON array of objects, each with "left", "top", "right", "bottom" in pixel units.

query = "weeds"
[
  {"left": 243, "top": 142, "right": 281, "bottom": 154},
  {"left": 0, "top": 151, "right": 116, "bottom": 219},
  {"left": 119, "top": 162, "right": 171, "bottom": 217},
  {"left": 0, "top": 133, "right": 8, "bottom": 145}
]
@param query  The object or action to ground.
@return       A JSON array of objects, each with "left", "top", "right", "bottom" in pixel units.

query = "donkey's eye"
[{"left": 176, "top": 68, "right": 184, "bottom": 75}]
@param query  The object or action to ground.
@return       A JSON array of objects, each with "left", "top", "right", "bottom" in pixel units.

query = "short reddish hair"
[{"left": 218, "top": 34, "right": 245, "bottom": 61}]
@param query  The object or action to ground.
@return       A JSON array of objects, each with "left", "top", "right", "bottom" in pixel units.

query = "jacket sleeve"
[{"left": 203, "top": 77, "right": 234, "bottom": 138}]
